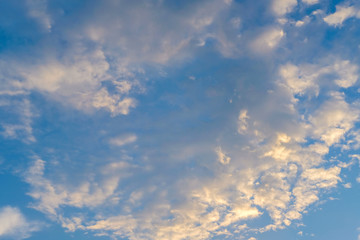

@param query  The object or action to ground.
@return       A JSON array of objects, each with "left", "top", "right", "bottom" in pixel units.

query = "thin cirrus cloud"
[{"left": 0, "top": 0, "right": 360, "bottom": 240}]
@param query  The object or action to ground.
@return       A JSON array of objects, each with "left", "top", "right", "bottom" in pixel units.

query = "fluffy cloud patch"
[
  {"left": 279, "top": 59, "right": 359, "bottom": 97},
  {"left": 25, "top": 158, "right": 131, "bottom": 216},
  {"left": 2, "top": 1, "right": 360, "bottom": 239},
  {"left": 215, "top": 146, "right": 231, "bottom": 164},
  {"left": 272, "top": 0, "right": 298, "bottom": 16},
  {"left": 324, "top": 5, "right": 360, "bottom": 26},
  {"left": 0, "top": 206, "right": 40, "bottom": 239},
  {"left": 0, "top": 0, "right": 237, "bottom": 117}
]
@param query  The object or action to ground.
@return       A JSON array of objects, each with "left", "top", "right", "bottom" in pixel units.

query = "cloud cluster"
[
  {"left": 23, "top": 54, "right": 360, "bottom": 239},
  {"left": 1, "top": 0, "right": 360, "bottom": 239}
]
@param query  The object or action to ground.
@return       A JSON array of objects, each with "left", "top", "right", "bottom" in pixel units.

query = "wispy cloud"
[{"left": 109, "top": 134, "right": 137, "bottom": 147}]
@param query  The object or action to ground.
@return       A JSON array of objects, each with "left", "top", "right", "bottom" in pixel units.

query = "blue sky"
[{"left": 1, "top": 0, "right": 360, "bottom": 239}]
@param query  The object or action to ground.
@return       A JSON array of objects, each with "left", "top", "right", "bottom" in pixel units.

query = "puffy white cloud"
[
  {"left": 0, "top": 206, "right": 41, "bottom": 239},
  {"left": 309, "top": 92, "right": 359, "bottom": 146},
  {"left": 332, "top": 60, "right": 359, "bottom": 88},
  {"left": 279, "top": 59, "right": 359, "bottom": 97},
  {"left": 324, "top": 5, "right": 360, "bottom": 27},
  {"left": 272, "top": 0, "right": 298, "bottom": 16},
  {"left": 279, "top": 63, "right": 319, "bottom": 96}
]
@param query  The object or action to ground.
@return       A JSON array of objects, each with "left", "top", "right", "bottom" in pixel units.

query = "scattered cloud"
[
  {"left": 272, "top": 0, "right": 298, "bottom": 16},
  {"left": 215, "top": 146, "right": 231, "bottom": 164},
  {"left": 238, "top": 109, "right": 249, "bottom": 134},
  {"left": 251, "top": 28, "right": 285, "bottom": 53},
  {"left": 25, "top": 158, "right": 131, "bottom": 217},
  {"left": 1, "top": 1, "right": 360, "bottom": 239},
  {"left": 109, "top": 134, "right": 137, "bottom": 147},
  {"left": 0, "top": 206, "right": 41, "bottom": 239},
  {"left": 324, "top": 4, "right": 360, "bottom": 27}
]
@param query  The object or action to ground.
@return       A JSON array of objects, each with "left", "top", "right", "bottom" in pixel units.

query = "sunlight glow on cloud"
[{"left": 1, "top": 0, "right": 360, "bottom": 239}]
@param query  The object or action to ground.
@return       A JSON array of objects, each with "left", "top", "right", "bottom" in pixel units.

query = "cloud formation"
[
  {"left": 1, "top": 0, "right": 360, "bottom": 239},
  {"left": 324, "top": 4, "right": 360, "bottom": 26},
  {"left": 0, "top": 206, "right": 41, "bottom": 239}
]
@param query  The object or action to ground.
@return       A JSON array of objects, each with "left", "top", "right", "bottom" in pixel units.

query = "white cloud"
[
  {"left": 309, "top": 92, "right": 359, "bottom": 146},
  {"left": 25, "top": 158, "right": 131, "bottom": 217},
  {"left": 20, "top": 55, "right": 359, "bottom": 239},
  {"left": 301, "top": 167, "right": 341, "bottom": 188},
  {"left": 324, "top": 5, "right": 360, "bottom": 27},
  {"left": 251, "top": 28, "right": 285, "bottom": 53},
  {"left": 302, "top": 0, "right": 319, "bottom": 5},
  {"left": 279, "top": 59, "right": 359, "bottom": 98},
  {"left": 0, "top": 0, "right": 240, "bottom": 117},
  {"left": 3, "top": 48, "right": 139, "bottom": 116},
  {"left": 238, "top": 109, "right": 249, "bottom": 134},
  {"left": 4, "top": 1, "right": 360, "bottom": 239},
  {"left": 215, "top": 146, "right": 231, "bottom": 164},
  {"left": 272, "top": 0, "right": 298, "bottom": 16},
  {"left": 0, "top": 206, "right": 41, "bottom": 239},
  {"left": 295, "top": 16, "right": 311, "bottom": 27},
  {"left": 109, "top": 134, "right": 137, "bottom": 147},
  {"left": 332, "top": 60, "right": 359, "bottom": 88},
  {"left": 92, "top": 88, "right": 136, "bottom": 116}
]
